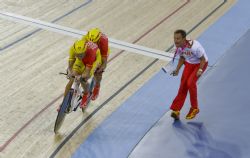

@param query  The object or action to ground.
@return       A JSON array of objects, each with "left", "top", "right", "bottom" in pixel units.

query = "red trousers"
[{"left": 170, "top": 61, "right": 208, "bottom": 111}]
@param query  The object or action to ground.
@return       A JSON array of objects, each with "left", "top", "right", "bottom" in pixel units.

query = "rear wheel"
[{"left": 54, "top": 89, "right": 73, "bottom": 133}]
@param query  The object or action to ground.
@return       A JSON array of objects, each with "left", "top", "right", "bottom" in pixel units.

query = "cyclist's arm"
[
  {"left": 176, "top": 56, "right": 185, "bottom": 72},
  {"left": 101, "top": 56, "right": 107, "bottom": 70},
  {"left": 68, "top": 46, "right": 76, "bottom": 70},
  {"left": 99, "top": 35, "right": 109, "bottom": 65},
  {"left": 82, "top": 66, "right": 91, "bottom": 80}
]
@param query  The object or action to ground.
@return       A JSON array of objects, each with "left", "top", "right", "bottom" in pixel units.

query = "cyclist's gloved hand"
[{"left": 67, "top": 68, "right": 73, "bottom": 79}]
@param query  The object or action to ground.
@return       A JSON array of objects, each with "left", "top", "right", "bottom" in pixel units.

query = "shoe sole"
[
  {"left": 171, "top": 113, "right": 179, "bottom": 120},
  {"left": 186, "top": 111, "right": 199, "bottom": 120},
  {"left": 186, "top": 116, "right": 196, "bottom": 120}
]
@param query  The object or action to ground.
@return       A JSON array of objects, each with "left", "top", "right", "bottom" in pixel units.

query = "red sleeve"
[
  {"left": 82, "top": 47, "right": 97, "bottom": 68},
  {"left": 98, "top": 33, "right": 109, "bottom": 57}
]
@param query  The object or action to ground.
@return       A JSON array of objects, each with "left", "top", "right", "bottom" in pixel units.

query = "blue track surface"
[{"left": 72, "top": 0, "right": 250, "bottom": 157}]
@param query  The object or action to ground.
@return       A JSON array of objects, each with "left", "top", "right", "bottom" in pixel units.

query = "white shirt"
[{"left": 175, "top": 40, "right": 208, "bottom": 64}]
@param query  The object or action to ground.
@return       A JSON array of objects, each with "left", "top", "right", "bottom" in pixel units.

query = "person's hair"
[{"left": 174, "top": 29, "right": 187, "bottom": 38}]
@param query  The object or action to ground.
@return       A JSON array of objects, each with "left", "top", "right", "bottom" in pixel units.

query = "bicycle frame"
[
  {"left": 54, "top": 73, "right": 95, "bottom": 133},
  {"left": 69, "top": 77, "right": 83, "bottom": 112}
]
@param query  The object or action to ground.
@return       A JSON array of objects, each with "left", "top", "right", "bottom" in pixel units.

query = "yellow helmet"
[
  {"left": 86, "top": 28, "right": 101, "bottom": 43},
  {"left": 74, "top": 39, "right": 87, "bottom": 54}
]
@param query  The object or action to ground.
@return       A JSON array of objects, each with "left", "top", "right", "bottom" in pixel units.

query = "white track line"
[{"left": 0, "top": 11, "right": 173, "bottom": 61}]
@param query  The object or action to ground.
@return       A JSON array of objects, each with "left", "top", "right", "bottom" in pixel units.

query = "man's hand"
[
  {"left": 171, "top": 69, "right": 179, "bottom": 76},
  {"left": 196, "top": 68, "right": 203, "bottom": 77}
]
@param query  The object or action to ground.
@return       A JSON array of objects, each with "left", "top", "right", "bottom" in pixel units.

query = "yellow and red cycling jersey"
[{"left": 69, "top": 41, "right": 101, "bottom": 75}]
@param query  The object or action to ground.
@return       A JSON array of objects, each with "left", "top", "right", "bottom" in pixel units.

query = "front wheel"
[{"left": 54, "top": 89, "right": 73, "bottom": 133}]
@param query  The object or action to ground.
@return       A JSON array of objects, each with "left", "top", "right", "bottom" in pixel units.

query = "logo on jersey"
[
  {"left": 182, "top": 48, "right": 193, "bottom": 56},
  {"left": 86, "top": 41, "right": 98, "bottom": 49}
]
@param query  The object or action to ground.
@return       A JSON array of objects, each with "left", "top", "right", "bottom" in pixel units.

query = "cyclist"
[
  {"left": 58, "top": 39, "right": 101, "bottom": 111},
  {"left": 83, "top": 28, "right": 110, "bottom": 101}
]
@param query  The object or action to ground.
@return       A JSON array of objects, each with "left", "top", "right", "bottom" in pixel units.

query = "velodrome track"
[{"left": 2, "top": 0, "right": 246, "bottom": 157}]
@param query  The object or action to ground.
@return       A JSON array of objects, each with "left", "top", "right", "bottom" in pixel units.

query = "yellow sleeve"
[
  {"left": 82, "top": 35, "right": 88, "bottom": 41},
  {"left": 69, "top": 45, "right": 76, "bottom": 62}
]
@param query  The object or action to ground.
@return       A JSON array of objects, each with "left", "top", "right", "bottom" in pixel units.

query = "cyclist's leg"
[
  {"left": 58, "top": 78, "right": 75, "bottom": 111},
  {"left": 79, "top": 73, "right": 90, "bottom": 108},
  {"left": 92, "top": 51, "right": 103, "bottom": 100},
  {"left": 80, "top": 50, "right": 103, "bottom": 107},
  {"left": 64, "top": 78, "right": 74, "bottom": 97},
  {"left": 76, "top": 59, "right": 89, "bottom": 93},
  {"left": 80, "top": 77, "right": 89, "bottom": 93},
  {"left": 94, "top": 66, "right": 103, "bottom": 86},
  {"left": 73, "top": 59, "right": 91, "bottom": 108},
  {"left": 64, "top": 60, "right": 82, "bottom": 96},
  {"left": 91, "top": 69, "right": 102, "bottom": 100}
]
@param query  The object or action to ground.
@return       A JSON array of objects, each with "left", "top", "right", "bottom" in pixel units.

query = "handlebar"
[{"left": 59, "top": 72, "right": 75, "bottom": 79}]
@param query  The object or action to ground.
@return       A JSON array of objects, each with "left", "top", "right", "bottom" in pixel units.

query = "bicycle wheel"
[{"left": 54, "top": 89, "right": 73, "bottom": 133}]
